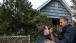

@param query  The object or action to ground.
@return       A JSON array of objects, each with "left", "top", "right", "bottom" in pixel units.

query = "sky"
[
  {"left": 28, "top": 0, "right": 73, "bottom": 9},
  {"left": 0, "top": 0, "right": 75, "bottom": 21},
  {"left": 0, "top": 0, "right": 2, "bottom": 3},
  {"left": 0, "top": 0, "right": 73, "bottom": 9}
]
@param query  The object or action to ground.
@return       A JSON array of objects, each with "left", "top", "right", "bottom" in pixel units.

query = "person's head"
[
  {"left": 39, "top": 25, "right": 49, "bottom": 35},
  {"left": 59, "top": 17, "right": 68, "bottom": 27},
  {"left": 48, "top": 26, "right": 53, "bottom": 34}
]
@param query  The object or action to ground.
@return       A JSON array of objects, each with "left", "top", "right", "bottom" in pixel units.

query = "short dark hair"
[
  {"left": 60, "top": 17, "right": 68, "bottom": 22},
  {"left": 48, "top": 25, "right": 53, "bottom": 30},
  {"left": 38, "top": 25, "right": 46, "bottom": 35}
]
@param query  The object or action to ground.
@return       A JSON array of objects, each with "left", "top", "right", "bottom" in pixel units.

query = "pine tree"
[{"left": 0, "top": 0, "right": 52, "bottom": 43}]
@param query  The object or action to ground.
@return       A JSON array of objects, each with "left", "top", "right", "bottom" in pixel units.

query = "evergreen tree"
[{"left": 0, "top": 0, "right": 52, "bottom": 43}]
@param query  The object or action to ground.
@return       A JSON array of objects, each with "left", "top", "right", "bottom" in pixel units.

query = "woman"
[{"left": 48, "top": 26, "right": 58, "bottom": 42}]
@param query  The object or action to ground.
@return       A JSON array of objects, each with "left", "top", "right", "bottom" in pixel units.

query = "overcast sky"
[
  {"left": 0, "top": 0, "right": 76, "bottom": 21},
  {"left": 0, "top": 0, "right": 73, "bottom": 9},
  {"left": 28, "top": 0, "right": 73, "bottom": 9}
]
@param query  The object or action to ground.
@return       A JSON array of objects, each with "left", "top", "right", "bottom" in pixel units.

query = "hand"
[
  {"left": 44, "top": 40, "right": 54, "bottom": 43},
  {"left": 54, "top": 34, "right": 58, "bottom": 36},
  {"left": 53, "top": 33, "right": 58, "bottom": 36}
]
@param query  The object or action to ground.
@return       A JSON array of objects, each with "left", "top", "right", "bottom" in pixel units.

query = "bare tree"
[{"left": 71, "top": 0, "right": 76, "bottom": 18}]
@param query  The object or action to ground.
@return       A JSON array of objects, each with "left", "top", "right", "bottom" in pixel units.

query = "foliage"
[
  {"left": 71, "top": 0, "right": 76, "bottom": 18},
  {"left": 0, "top": 0, "right": 52, "bottom": 43},
  {"left": 73, "top": 20, "right": 76, "bottom": 29},
  {"left": 72, "top": 0, "right": 76, "bottom": 10}
]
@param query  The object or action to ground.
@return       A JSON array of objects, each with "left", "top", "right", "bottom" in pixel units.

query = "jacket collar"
[{"left": 62, "top": 24, "right": 71, "bottom": 31}]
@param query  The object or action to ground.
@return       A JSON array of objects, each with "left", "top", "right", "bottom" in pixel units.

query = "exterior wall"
[{"left": 40, "top": 0, "right": 72, "bottom": 24}]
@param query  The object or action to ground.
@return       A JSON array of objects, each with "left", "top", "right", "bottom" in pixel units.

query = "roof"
[{"left": 37, "top": 0, "right": 73, "bottom": 15}]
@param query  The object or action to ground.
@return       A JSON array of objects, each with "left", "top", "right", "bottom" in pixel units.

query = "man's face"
[
  {"left": 49, "top": 28, "right": 53, "bottom": 34},
  {"left": 44, "top": 26, "right": 49, "bottom": 35},
  {"left": 59, "top": 19, "right": 67, "bottom": 27}
]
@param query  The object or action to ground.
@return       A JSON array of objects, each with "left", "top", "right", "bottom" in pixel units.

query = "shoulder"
[
  {"left": 66, "top": 24, "right": 75, "bottom": 30},
  {"left": 65, "top": 25, "right": 75, "bottom": 34},
  {"left": 36, "top": 36, "right": 48, "bottom": 43}
]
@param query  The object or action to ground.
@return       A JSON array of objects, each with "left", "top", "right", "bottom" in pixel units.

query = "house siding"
[{"left": 40, "top": 0, "right": 72, "bottom": 24}]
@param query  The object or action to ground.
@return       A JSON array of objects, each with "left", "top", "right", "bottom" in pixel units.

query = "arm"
[
  {"left": 44, "top": 40, "right": 54, "bottom": 43},
  {"left": 56, "top": 27, "right": 75, "bottom": 43}
]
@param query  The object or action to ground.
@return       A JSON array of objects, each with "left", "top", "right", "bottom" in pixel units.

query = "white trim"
[
  {"left": 37, "top": 0, "right": 73, "bottom": 15},
  {"left": 59, "top": 0, "right": 73, "bottom": 25},
  {"left": 37, "top": 0, "right": 51, "bottom": 10},
  {"left": 59, "top": 0, "right": 73, "bottom": 14}
]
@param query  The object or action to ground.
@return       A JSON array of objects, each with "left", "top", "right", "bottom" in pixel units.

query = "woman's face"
[{"left": 49, "top": 28, "right": 53, "bottom": 33}]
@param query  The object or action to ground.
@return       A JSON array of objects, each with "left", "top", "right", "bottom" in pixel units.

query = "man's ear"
[{"left": 65, "top": 21, "right": 68, "bottom": 23}]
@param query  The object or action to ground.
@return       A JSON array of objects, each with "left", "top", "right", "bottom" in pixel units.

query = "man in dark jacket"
[
  {"left": 36, "top": 25, "right": 52, "bottom": 43},
  {"left": 45, "top": 17, "right": 75, "bottom": 43}
]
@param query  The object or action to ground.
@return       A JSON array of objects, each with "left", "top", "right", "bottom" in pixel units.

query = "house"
[{"left": 37, "top": 0, "right": 73, "bottom": 31}]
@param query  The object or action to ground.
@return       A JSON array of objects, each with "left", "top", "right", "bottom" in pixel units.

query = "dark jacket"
[
  {"left": 73, "top": 29, "right": 76, "bottom": 43},
  {"left": 56, "top": 24, "right": 75, "bottom": 43},
  {"left": 36, "top": 35, "right": 51, "bottom": 43}
]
